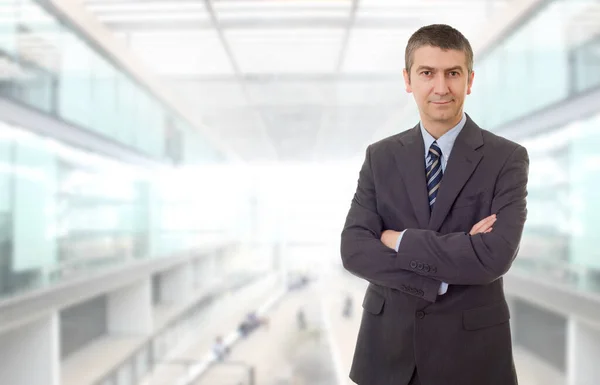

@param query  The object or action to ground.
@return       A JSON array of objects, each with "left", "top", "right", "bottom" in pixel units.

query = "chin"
[
  {"left": 429, "top": 112, "right": 452, "bottom": 122},
  {"left": 430, "top": 109, "right": 458, "bottom": 121}
]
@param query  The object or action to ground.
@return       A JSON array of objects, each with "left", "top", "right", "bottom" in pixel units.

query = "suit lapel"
[
  {"left": 428, "top": 115, "right": 484, "bottom": 232},
  {"left": 394, "top": 124, "right": 430, "bottom": 229}
]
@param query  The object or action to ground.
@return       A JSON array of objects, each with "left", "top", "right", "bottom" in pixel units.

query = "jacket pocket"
[
  {"left": 463, "top": 301, "right": 510, "bottom": 331},
  {"left": 362, "top": 287, "right": 385, "bottom": 315}
]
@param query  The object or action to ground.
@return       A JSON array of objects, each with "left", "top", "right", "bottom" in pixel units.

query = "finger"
[
  {"left": 471, "top": 219, "right": 486, "bottom": 233},
  {"left": 475, "top": 214, "right": 495, "bottom": 228},
  {"left": 478, "top": 215, "right": 497, "bottom": 228},
  {"left": 483, "top": 214, "right": 497, "bottom": 224},
  {"left": 471, "top": 225, "right": 493, "bottom": 236},
  {"left": 478, "top": 220, "right": 496, "bottom": 233},
  {"left": 472, "top": 215, "right": 496, "bottom": 233},
  {"left": 480, "top": 217, "right": 496, "bottom": 230},
  {"left": 470, "top": 216, "right": 496, "bottom": 235}
]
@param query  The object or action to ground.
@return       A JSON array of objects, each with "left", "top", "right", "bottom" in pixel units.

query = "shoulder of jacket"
[
  {"left": 481, "top": 128, "right": 526, "bottom": 155},
  {"left": 367, "top": 127, "right": 414, "bottom": 156}
]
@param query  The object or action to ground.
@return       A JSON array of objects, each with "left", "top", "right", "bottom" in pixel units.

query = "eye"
[
  {"left": 449, "top": 71, "right": 460, "bottom": 77},
  {"left": 421, "top": 71, "right": 432, "bottom": 76}
]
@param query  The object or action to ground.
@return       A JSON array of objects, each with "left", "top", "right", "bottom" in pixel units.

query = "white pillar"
[
  {"left": 160, "top": 262, "right": 193, "bottom": 304},
  {"left": 567, "top": 318, "right": 600, "bottom": 385},
  {"left": 108, "top": 278, "right": 153, "bottom": 335},
  {"left": 0, "top": 313, "right": 59, "bottom": 385}
]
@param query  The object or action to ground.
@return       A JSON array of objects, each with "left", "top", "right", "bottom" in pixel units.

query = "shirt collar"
[{"left": 420, "top": 112, "right": 467, "bottom": 159}]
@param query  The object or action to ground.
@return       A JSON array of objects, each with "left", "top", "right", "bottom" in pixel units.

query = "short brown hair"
[{"left": 405, "top": 24, "right": 473, "bottom": 77}]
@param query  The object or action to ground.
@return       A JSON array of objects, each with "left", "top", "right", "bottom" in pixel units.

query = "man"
[
  {"left": 340, "top": 24, "right": 528, "bottom": 385},
  {"left": 212, "top": 335, "right": 229, "bottom": 361}
]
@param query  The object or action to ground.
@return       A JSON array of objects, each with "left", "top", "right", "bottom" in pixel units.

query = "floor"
[{"left": 184, "top": 267, "right": 566, "bottom": 385}]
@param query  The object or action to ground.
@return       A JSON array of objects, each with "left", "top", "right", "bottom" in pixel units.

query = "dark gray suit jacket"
[{"left": 340, "top": 114, "right": 529, "bottom": 385}]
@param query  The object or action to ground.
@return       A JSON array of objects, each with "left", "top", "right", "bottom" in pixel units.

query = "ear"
[
  {"left": 403, "top": 68, "right": 412, "bottom": 93},
  {"left": 466, "top": 71, "right": 475, "bottom": 95}
]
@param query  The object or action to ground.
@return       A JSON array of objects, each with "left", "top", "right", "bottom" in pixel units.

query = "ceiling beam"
[
  {"left": 204, "top": 0, "right": 241, "bottom": 75},
  {"left": 165, "top": 73, "right": 404, "bottom": 82},
  {"left": 204, "top": 0, "right": 279, "bottom": 160},
  {"left": 102, "top": 17, "right": 421, "bottom": 31},
  {"left": 335, "top": 0, "right": 360, "bottom": 73},
  {"left": 313, "top": 0, "right": 359, "bottom": 162}
]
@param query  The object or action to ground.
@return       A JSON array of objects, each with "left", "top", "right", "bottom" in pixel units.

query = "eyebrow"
[{"left": 416, "top": 66, "right": 464, "bottom": 72}]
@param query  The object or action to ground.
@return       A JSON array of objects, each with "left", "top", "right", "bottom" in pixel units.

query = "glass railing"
[
  {"left": 0, "top": 120, "right": 230, "bottom": 300},
  {"left": 509, "top": 109, "right": 600, "bottom": 295},
  {"left": 0, "top": 0, "right": 221, "bottom": 163},
  {"left": 466, "top": 0, "right": 600, "bottom": 130},
  {"left": 512, "top": 257, "right": 600, "bottom": 297}
]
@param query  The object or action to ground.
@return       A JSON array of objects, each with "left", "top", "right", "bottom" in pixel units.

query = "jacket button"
[
  {"left": 416, "top": 311, "right": 425, "bottom": 319},
  {"left": 400, "top": 285, "right": 407, "bottom": 291},
  {"left": 418, "top": 290, "right": 424, "bottom": 296},
  {"left": 410, "top": 261, "right": 417, "bottom": 269},
  {"left": 417, "top": 262, "right": 424, "bottom": 270},
  {"left": 431, "top": 266, "right": 437, "bottom": 273},
  {"left": 424, "top": 265, "right": 430, "bottom": 273}
]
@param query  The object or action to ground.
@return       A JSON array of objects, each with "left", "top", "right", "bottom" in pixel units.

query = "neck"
[{"left": 421, "top": 111, "right": 463, "bottom": 139}]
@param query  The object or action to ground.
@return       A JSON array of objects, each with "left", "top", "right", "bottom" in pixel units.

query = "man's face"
[{"left": 403, "top": 45, "right": 474, "bottom": 126}]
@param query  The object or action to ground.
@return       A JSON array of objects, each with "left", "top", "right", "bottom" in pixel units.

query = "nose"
[{"left": 433, "top": 73, "right": 449, "bottom": 95}]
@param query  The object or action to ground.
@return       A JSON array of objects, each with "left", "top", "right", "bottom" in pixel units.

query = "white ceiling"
[{"left": 83, "top": 0, "right": 512, "bottom": 162}]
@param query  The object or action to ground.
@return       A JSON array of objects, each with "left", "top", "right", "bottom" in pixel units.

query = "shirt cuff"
[
  {"left": 439, "top": 282, "right": 448, "bottom": 295},
  {"left": 394, "top": 231, "right": 405, "bottom": 252}
]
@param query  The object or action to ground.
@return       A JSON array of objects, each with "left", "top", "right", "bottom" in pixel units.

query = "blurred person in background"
[
  {"left": 341, "top": 24, "right": 529, "bottom": 385},
  {"left": 212, "top": 335, "right": 229, "bottom": 361},
  {"left": 238, "top": 311, "right": 268, "bottom": 337},
  {"left": 342, "top": 293, "right": 353, "bottom": 319},
  {"left": 296, "top": 307, "right": 307, "bottom": 330}
]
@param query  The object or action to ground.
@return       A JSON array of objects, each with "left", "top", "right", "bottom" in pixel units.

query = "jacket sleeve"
[
  {"left": 395, "top": 145, "right": 529, "bottom": 285},
  {"left": 341, "top": 145, "right": 443, "bottom": 302}
]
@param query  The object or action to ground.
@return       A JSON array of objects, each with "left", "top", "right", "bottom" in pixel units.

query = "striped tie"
[{"left": 426, "top": 141, "right": 443, "bottom": 208}]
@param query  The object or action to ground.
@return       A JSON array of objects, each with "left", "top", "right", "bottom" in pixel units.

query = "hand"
[
  {"left": 381, "top": 229, "right": 402, "bottom": 250},
  {"left": 469, "top": 214, "right": 496, "bottom": 235}
]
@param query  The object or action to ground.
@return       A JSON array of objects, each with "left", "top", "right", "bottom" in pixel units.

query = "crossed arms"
[{"left": 340, "top": 144, "right": 529, "bottom": 302}]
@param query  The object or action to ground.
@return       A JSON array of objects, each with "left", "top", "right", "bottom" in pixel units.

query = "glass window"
[
  {"left": 567, "top": 114, "right": 600, "bottom": 270},
  {"left": 115, "top": 73, "right": 137, "bottom": 146},
  {"left": 55, "top": 153, "right": 143, "bottom": 279},
  {"left": 0, "top": 0, "right": 223, "bottom": 162},
  {"left": 503, "top": 23, "right": 531, "bottom": 122},
  {"left": 90, "top": 52, "right": 117, "bottom": 137},
  {"left": 148, "top": 98, "right": 166, "bottom": 157},
  {"left": 0, "top": 123, "right": 14, "bottom": 295},
  {"left": 0, "top": 121, "right": 159, "bottom": 299},
  {"left": 466, "top": 57, "right": 487, "bottom": 127},
  {"left": 516, "top": 111, "right": 600, "bottom": 293},
  {"left": 13, "top": 0, "right": 61, "bottom": 113},
  {"left": 571, "top": 33, "right": 600, "bottom": 94},
  {"left": 0, "top": 0, "right": 17, "bottom": 56},
  {"left": 483, "top": 51, "right": 501, "bottom": 127},
  {"left": 0, "top": 0, "right": 18, "bottom": 100},
  {"left": 57, "top": 30, "right": 92, "bottom": 128},
  {"left": 12, "top": 129, "right": 57, "bottom": 289},
  {"left": 467, "top": 0, "right": 600, "bottom": 130},
  {"left": 529, "top": 1, "right": 570, "bottom": 112}
]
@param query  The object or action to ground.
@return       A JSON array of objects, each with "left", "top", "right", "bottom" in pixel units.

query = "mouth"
[{"left": 430, "top": 100, "right": 453, "bottom": 105}]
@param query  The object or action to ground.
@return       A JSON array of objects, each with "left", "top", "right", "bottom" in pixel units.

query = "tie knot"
[{"left": 429, "top": 142, "right": 442, "bottom": 159}]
